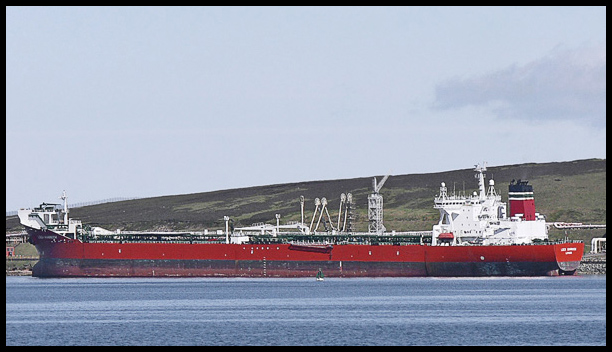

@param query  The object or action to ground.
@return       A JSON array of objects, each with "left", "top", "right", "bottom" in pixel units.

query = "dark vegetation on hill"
[{"left": 6, "top": 159, "right": 606, "bottom": 245}]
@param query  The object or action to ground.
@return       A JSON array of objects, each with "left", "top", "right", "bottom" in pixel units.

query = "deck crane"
[
  {"left": 309, "top": 198, "right": 321, "bottom": 233},
  {"left": 314, "top": 197, "right": 328, "bottom": 233},
  {"left": 322, "top": 198, "right": 336, "bottom": 232},
  {"left": 337, "top": 193, "right": 346, "bottom": 231},
  {"left": 300, "top": 196, "right": 305, "bottom": 227},
  {"left": 343, "top": 193, "right": 354, "bottom": 232},
  {"left": 368, "top": 174, "right": 390, "bottom": 234}
]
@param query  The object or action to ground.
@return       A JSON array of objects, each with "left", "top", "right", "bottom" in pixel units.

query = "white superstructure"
[
  {"left": 432, "top": 163, "right": 548, "bottom": 246},
  {"left": 17, "top": 191, "right": 83, "bottom": 240}
]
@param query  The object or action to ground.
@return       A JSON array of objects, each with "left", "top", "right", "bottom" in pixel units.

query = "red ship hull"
[{"left": 27, "top": 227, "right": 584, "bottom": 277}]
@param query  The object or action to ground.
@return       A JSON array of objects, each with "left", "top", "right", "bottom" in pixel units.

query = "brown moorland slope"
[{"left": 6, "top": 159, "right": 605, "bottom": 241}]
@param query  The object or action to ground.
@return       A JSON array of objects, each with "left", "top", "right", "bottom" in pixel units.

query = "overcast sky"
[{"left": 6, "top": 6, "right": 606, "bottom": 212}]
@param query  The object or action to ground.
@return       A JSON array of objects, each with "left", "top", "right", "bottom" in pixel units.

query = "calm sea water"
[{"left": 6, "top": 275, "right": 606, "bottom": 346}]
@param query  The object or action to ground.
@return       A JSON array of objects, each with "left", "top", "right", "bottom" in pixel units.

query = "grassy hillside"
[{"left": 7, "top": 159, "right": 606, "bottom": 243}]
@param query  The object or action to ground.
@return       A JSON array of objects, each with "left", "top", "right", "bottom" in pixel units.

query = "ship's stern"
[{"left": 554, "top": 241, "right": 585, "bottom": 275}]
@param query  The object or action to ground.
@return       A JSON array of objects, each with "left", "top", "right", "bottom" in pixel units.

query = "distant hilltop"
[{"left": 6, "top": 158, "right": 605, "bottom": 234}]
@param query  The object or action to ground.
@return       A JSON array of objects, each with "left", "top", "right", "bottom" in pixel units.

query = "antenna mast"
[
  {"left": 368, "top": 175, "right": 390, "bottom": 234},
  {"left": 59, "top": 190, "right": 69, "bottom": 224}
]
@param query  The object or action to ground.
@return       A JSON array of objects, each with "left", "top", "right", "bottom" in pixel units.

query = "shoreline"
[
  {"left": 6, "top": 269, "right": 33, "bottom": 276},
  {"left": 576, "top": 253, "right": 606, "bottom": 275}
]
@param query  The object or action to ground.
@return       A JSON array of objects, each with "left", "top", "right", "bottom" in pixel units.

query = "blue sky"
[{"left": 6, "top": 6, "right": 606, "bottom": 212}]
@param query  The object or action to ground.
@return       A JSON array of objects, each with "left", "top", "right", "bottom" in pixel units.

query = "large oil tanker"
[{"left": 19, "top": 164, "right": 584, "bottom": 277}]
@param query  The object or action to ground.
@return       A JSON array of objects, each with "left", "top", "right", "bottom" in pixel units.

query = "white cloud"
[{"left": 433, "top": 43, "right": 606, "bottom": 127}]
